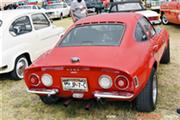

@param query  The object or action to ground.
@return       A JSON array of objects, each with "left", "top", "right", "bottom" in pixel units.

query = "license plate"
[{"left": 61, "top": 78, "right": 88, "bottom": 91}]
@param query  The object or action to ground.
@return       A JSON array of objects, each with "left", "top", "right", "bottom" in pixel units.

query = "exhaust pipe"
[
  {"left": 85, "top": 101, "right": 94, "bottom": 110},
  {"left": 64, "top": 99, "right": 73, "bottom": 107}
]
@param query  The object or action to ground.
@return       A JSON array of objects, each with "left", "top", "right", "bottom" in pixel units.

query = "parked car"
[
  {"left": 84, "top": 0, "right": 104, "bottom": 13},
  {"left": 17, "top": 5, "right": 42, "bottom": 10},
  {"left": 145, "top": 0, "right": 169, "bottom": 12},
  {"left": 3, "top": 3, "right": 18, "bottom": 10},
  {"left": 0, "top": 10, "right": 64, "bottom": 79},
  {"left": 108, "top": 1, "right": 161, "bottom": 24},
  {"left": 44, "top": 2, "right": 70, "bottom": 19},
  {"left": 24, "top": 13, "right": 170, "bottom": 112},
  {"left": 160, "top": 1, "right": 180, "bottom": 24},
  {"left": 64, "top": 0, "right": 73, "bottom": 6}
]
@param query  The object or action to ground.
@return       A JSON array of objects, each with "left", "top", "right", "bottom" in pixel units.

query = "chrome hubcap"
[
  {"left": 152, "top": 73, "right": 157, "bottom": 104},
  {"left": 162, "top": 15, "right": 168, "bottom": 24},
  {"left": 16, "top": 58, "right": 28, "bottom": 79}
]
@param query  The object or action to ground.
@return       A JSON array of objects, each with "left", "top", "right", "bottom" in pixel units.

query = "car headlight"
[
  {"left": 41, "top": 74, "right": 53, "bottom": 87},
  {"left": 98, "top": 75, "right": 112, "bottom": 89}
]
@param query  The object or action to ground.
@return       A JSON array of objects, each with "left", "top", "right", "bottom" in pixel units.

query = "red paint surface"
[{"left": 24, "top": 13, "right": 169, "bottom": 101}]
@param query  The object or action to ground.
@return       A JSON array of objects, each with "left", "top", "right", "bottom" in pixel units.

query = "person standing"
[{"left": 70, "top": 0, "right": 87, "bottom": 22}]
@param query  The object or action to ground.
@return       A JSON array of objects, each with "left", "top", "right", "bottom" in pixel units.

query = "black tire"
[
  {"left": 60, "top": 13, "right": 63, "bottom": 20},
  {"left": 40, "top": 95, "right": 60, "bottom": 105},
  {"left": 135, "top": 68, "right": 158, "bottom": 112},
  {"left": 160, "top": 41, "right": 170, "bottom": 64},
  {"left": 10, "top": 55, "right": 29, "bottom": 80},
  {"left": 161, "top": 14, "right": 169, "bottom": 25}
]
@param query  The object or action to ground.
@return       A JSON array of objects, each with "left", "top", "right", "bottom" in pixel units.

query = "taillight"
[
  {"left": 29, "top": 74, "right": 40, "bottom": 86},
  {"left": 148, "top": 16, "right": 159, "bottom": 21},
  {"left": 115, "top": 75, "right": 129, "bottom": 90}
]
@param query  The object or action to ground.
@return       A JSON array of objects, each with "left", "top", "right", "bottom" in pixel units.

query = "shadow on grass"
[
  {"left": 0, "top": 73, "right": 13, "bottom": 81},
  {"left": 56, "top": 99, "right": 133, "bottom": 118}
]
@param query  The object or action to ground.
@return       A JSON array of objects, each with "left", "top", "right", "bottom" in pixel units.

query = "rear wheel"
[
  {"left": 40, "top": 95, "right": 60, "bottom": 105},
  {"left": 161, "top": 14, "right": 169, "bottom": 25},
  {"left": 160, "top": 40, "right": 170, "bottom": 64},
  {"left": 60, "top": 13, "right": 63, "bottom": 20},
  {"left": 135, "top": 68, "right": 158, "bottom": 112},
  {"left": 10, "top": 56, "right": 29, "bottom": 80}
]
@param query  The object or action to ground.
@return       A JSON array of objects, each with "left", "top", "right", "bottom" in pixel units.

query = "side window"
[
  {"left": 135, "top": 23, "right": 148, "bottom": 41},
  {"left": 9, "top": 16, "right": 32, "bottom": 36},
  {"left": 31, "top": 13, "right": 50, "bottom": 30},
  {"left": 110, "top": 5, "right": 118, "bottom": 12},
  {"left": 139, "top": 17, "right": 156, "bottom": 38},
  {"left": 33, "top": 6, "right": 37, "bottom": 9},
  {"left": 63, "top": 3, "right": 67, "bottom": 8}
]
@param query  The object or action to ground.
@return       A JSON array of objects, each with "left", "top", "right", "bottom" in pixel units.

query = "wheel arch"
[
  {"left": 141, "top": 59, "right": 158, "bottom": 92},
  {"left": 160, "top": 11, "right": 165, "bottom": 19},
  {"left": 11, "top": 52, "right": 32, "bottom": 71}
]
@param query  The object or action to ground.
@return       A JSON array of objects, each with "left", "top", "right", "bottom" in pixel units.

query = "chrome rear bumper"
[
  {"left": 27, "top": 88, "right": 59, "bottom": 96},
  {"left": 94, "top": 91, "right": 134, "bottom": 99},
  {"left": 26, "top": 88, "right": 133, "bottom": 99}
]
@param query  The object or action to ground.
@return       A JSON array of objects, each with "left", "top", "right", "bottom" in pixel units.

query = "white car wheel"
[
  {"left": 11, "top": 56, "right": 28, "bottom": 80},
  {"left": 162, "top": 14, "right": 168, "bottom": 25}
]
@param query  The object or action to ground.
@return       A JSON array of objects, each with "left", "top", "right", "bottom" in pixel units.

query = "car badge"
[{"left": 71, "top": 57, "right": 80, "bottom": 63}]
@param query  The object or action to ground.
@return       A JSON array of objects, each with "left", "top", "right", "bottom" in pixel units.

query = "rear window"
[
  {"left": 59, "top": 24, "right": 125, "bottom": 47},
  {"left": 17, "top": 6, "right": 32, "bottom": 9},
  {"left": 112, "top": 3, "right": 144, "bottom": 12},
  {"left": 45, "top": 4, "right": 63, "bottom": 9}
]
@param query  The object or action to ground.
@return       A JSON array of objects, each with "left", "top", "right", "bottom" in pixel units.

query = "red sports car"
[
  {"left": 160, "top": 1, "right": 180, "bottom": 24},
  {"left": 24, "top": 13, "right": 170, "bottom": 112}
]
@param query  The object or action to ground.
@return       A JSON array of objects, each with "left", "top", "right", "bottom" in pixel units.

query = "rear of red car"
[
  {"left": 24, "top": 65, "right": 135, "bottom": 100},
  {"left": 24, "top": 21, "right": 138, "bottom": 101}
]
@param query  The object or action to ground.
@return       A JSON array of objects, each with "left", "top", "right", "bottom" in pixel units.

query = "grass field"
[{"left": 0, "top": 17, "right": 180, "bottom": 120}]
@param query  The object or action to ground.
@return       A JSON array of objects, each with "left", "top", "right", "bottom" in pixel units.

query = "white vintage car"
[
  {"left": 17, "top": 5, "right": 42, "bottom": 10},
  {"left": 0, "top": 10, "right": 64, "bottom": 79},
  {"left": 44, "top": 2, "right": 70, "bottom": 19},
  {"left": 109, "top": 1, "right": 161, "bottom": 24}
]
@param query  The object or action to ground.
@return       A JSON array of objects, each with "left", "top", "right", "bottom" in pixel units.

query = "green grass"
[
  {"left": 0, "top": 18, "right": 180, "bottom": 120},
  {"left": 53, "top": 17, "right": 73, "bottom": 29}
]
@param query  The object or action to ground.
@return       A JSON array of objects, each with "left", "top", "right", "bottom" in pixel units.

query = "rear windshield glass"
[
  {"left": 117, "top": 3, "right": 143, "bottom": 11},
  {"left": 17, "top": 6, "right": 32, "bottom": 9},
  {"left": 59, "top": 24, "right": 125, "bottom": 47},
  {"left": 45, "top": 4, "right": 63, "bottom": 9}
]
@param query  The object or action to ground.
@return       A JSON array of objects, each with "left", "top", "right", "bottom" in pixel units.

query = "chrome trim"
[
  {"left": 26, "top": 88, "right": 59, "bottom": 96},
  {"left": 94, "top": 91, "right": 134, "bottom": 99},
  {"left": 133, "top": 76, "right": 139, "bottom": 88},
  {"left": 71, "top": 57, "right": 80, "bottom": 63}
]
